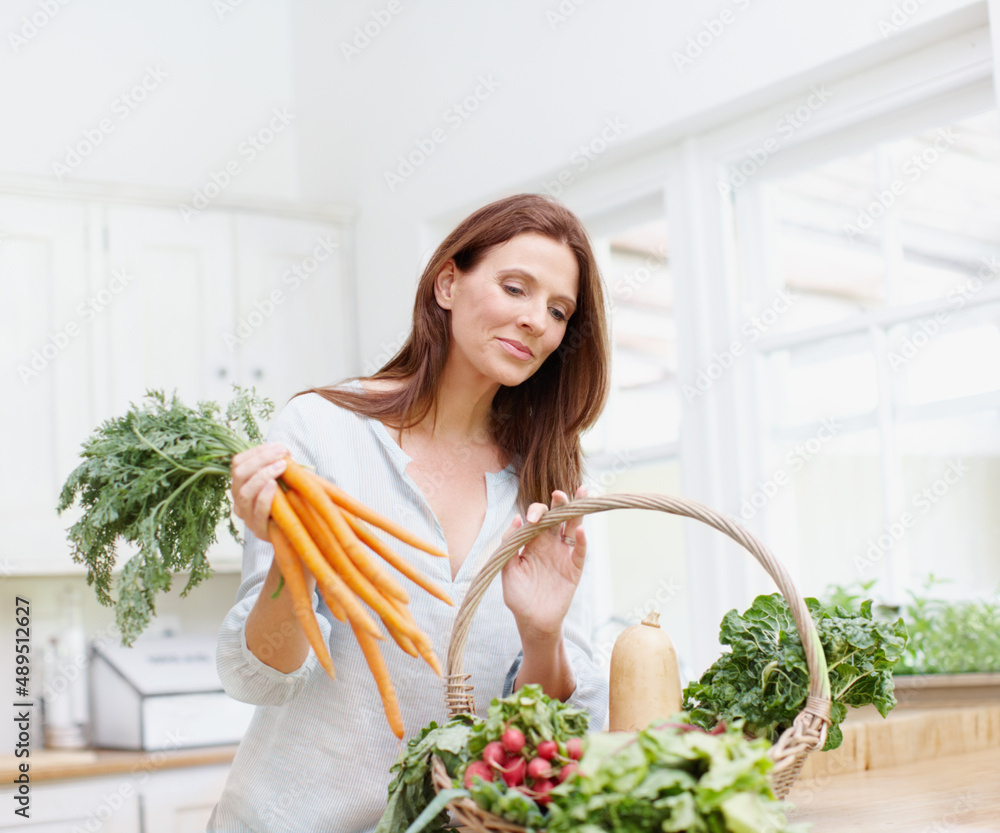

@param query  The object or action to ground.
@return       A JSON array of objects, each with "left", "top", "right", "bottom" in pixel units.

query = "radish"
[
  {"left": 500, "top": 756, "right": 526, "bottom": 787},
  {"left": 463, "top": 761, "right": 494, "bottom": 789},
  {"left": 526, "top": 757, "right": 553, "bottom": 780},
  {"left": 501, "top": 726, "right": 525, "bottom": 755},
  {"left": 556, "top": 761, "right": 577, "bottom": 784},
  {"left": 528, "top": 778, "right": 555, "bottom": 805},
  {"left": 536, "top": 740, "right": 558, "bottom": 760},
  {"left": 482, "top": 741, "right": 506, "bottom": 769},
  {"left": 566, "top": 737, "right": 583, "bottom": 760}
]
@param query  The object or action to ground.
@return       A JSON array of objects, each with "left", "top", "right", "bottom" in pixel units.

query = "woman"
[{"left": 208, "top": 193, "right": 612, "bottom": 832}]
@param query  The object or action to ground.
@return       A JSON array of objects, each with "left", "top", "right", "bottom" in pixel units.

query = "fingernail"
[
  {"left": 527, "top": 509, "right": 539, "bottom": 523},
  {"left": 271, "top": 460, "right": 286, "bottom": 472}
]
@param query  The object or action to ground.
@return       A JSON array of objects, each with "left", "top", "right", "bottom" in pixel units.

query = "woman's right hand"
[{"left": 231, "top": 442, "right": 290, "bottom": 542}]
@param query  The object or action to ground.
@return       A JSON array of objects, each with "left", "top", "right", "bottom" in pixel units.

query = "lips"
[{"left": 497, "top": 338, "right": 533, "bottom": 360}]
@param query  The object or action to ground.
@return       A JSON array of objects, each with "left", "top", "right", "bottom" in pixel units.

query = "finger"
[
  {"left": 550, "top": 490, "right": 569, "bottom": 506},
  {"left": 571, "top": 525, "right": 587, "bottom": 563},
  {"left": 253, "top": 480, "right": 279, "bottom": 539},
  {"left": 232, "top": 443, "right": 289, "bottom": 486},
  {"left": 525, "top": 502, "right": 548, "bottom": 524}
]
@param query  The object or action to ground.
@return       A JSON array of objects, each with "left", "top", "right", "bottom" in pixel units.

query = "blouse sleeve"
[
  {"left": 502, "top": 515, "right": 609, "bottom": 732},
  {"left": 215, "top": 395, "right": 334, "bottom": 707}
]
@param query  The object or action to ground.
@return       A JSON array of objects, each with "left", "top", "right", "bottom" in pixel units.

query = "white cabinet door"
[
  {"left": 140, "top": 764, "right": 231, "bottom": 833},
  {"left": 0, "top": 775, "right": 142, "bottom": 832},
  {"left": 232, "top": 214, "right": 352, "bottom": 416},
  {"left": 103, "top": 205, "right": 241, "bottom": 570},
  {"left": 0, "top": 196, "right": 96, "bottom": 573},
  {"left": 102, "top": 205, "right": 236, "bottom": 424}
]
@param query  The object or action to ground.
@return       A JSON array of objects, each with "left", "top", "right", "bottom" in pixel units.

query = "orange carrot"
[
  {"left": 289, "top": 492, "right": 422, "bottom": 653},
  {"left": 350, "top": 619, "right": 404, "bottom": 739},
  {"left": 306, "top": 468, "right": 449, "bottom": 559},
  {"left": 342, "top": 511, "right": 454, "bottom": 607},
  {"left": 267, "top": 520, "right": 336, "bottom": 681},
  {"left": 281, "top": 462, "right": 409, "bottom": 606},
  {"left": 271, "top": 489, "right": 382, "bottom": 640}
]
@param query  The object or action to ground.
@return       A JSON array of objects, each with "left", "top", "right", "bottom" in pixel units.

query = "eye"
[
  {"left": 549, "top": 308, "right": 568, "bottom": 322},
  {"left": 503, "top": 284, "right": 525, "bottom": 297}
]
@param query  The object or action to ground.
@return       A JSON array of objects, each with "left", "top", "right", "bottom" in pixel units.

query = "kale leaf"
[{"left": 683, "top": 594, "right": 908, "bottom": 751}]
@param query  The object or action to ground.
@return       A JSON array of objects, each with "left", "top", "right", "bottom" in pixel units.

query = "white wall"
[
  {"left": 0, "top": 0, "right": 299, "bottom": 198},
  {"left": 285, "top": 0, "right": 986, "bottom": 367}
]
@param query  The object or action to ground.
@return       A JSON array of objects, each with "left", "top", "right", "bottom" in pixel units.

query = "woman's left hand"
[{"left": 501, "top": 486, "right": 588, "bottom": 641}]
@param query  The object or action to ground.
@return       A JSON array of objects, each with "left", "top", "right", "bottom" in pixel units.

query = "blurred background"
[{"left": 0, "top": 1, "right": 998, "bottom": 827}]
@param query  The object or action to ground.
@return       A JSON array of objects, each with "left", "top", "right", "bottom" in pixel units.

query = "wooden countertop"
[
  {"left": 786, "top": 745, "right": 1000, "bottom": 832},
  {"left": 0, "top": 743, "right": 239, "bottom": 784}
]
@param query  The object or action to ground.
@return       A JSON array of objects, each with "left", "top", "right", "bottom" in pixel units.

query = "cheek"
[{"left": 541, "top": 323, "right": 569, "bottom": 357}]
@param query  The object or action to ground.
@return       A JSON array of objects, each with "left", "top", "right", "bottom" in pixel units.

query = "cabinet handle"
[
  {"left": 252, "top": 368, "right": 263, "bottom": 380},
  {"left": 217, "top": 368, "right": 228, "bottom": 378}
]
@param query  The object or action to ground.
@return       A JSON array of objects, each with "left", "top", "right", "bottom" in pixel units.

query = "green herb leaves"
[
  {"left": 56, "top": 386, "right": 273, "bottom": 646},
  {"left": 683, "top": 594, "right": 908, "bottom": 751}
]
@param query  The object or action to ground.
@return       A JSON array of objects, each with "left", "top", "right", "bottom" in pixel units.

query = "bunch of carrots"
[
  {"left": 268, "top": 458, "right": 453, "bottom": 738},
  {"left": 56, "top": 387, "right": 453, "bottom": 741}
]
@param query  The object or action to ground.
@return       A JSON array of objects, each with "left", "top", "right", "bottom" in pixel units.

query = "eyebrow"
[{"left": 498, "top": 269, "right": 578, "bottom": 312}]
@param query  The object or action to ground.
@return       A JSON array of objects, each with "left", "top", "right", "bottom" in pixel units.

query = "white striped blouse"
[{"left": 207, "top": 384, "right": 608, "bottom": 833}]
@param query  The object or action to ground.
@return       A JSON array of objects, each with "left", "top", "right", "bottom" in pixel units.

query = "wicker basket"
[{"left": 431, "top": 492, "right": 833, "bottom": 831}]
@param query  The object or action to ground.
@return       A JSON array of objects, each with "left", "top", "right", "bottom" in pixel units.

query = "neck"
[{"left": 416, "top": 354, "right": 501, "bottom": 447}]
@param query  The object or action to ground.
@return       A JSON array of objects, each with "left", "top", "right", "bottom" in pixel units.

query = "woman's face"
[{"left": 435, "top": 232, "right": 579, "bottom": 388}]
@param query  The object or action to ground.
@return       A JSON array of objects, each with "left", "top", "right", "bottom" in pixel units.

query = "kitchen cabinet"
[
  {"left": 138, "top": 764, "right": 232, "bottom": 833},
  {"left": 1, "top": 190, "right": 355, "bottom": 575},
  {"left": 0, "top": 775, "right": 142, "bottom": 832},
  {"left": 0, "top": 762, "right": 231, "bottom": 832}
]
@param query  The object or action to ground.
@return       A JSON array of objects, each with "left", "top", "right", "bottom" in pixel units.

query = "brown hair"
[{"left": 297, "top": 192, "right": 611, "bottom": 512}]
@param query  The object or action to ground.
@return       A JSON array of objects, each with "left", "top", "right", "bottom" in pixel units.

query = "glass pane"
[
  {"left": 761, "top": 108, "right": 1000, "bottom": 333},
  {"left": 584, "top": 217, "right": 679, "bottom": 452},
  {"left": 893, "top": 110, "right": 1000, "bottom": 306},
  {"left": 755, "top": 428, "right": 887, "bottom": 597},
  {"left": 887, "top": 300, "right": 1000, "bottom": 408},
  {"left": 896, "top": 412, "right": 1000, "bottom": 600},
  {"left": 761, "top": 332, "right": 878, "bottom": 428}
]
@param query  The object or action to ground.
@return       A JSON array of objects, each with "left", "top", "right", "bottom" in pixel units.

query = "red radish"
[
  {"left": 536, "top": 740, "right": 557, "bottom": 760},
  {"left": 529, "top": 778, "right": 555, "bottom": 804},
  {"left": 482, "top": 741, "right": 506, "bottom": 769},
  {"left": 526, "top": 757, "right": 553, "bottom": 780},
  {"left": 566, "top": 737, "right": 583, "bottom": 760},
  {"left": 501, "top": 727, "right": 525, "bottom": 755},
  {"left": 463, "top": 761, "right": 494, "bottom": 789},
  {"left": 500, "top": 756, "right": 526, "bottom": 787},
  {"left": 709, "top": 721, "right": 727, "bottom": 735},
  {"left": 556, "top": 761, "right": 577, "bottom": 784}
]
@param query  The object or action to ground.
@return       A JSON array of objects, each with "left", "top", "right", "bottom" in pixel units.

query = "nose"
[{"left": 517, "top": 300, "right": 547, "bottom": 336}]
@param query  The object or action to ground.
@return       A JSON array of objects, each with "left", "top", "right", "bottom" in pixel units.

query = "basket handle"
[{"left": 444, "top": 492, "right": 831, "bottom": 727}]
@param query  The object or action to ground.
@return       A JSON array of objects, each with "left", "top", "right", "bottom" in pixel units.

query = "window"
[{"left": 734, "top": 106, "right": 1000, "bottom": 604}]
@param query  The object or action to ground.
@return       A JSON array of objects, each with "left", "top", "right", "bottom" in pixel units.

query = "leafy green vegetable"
[
  {"left": 823, "top": 574, "right": 1000, "bottom": 674},
  {"left": 377, "top": 715, "right": 479, "bottom": 833},
  {"left": 896, "top": 575, "right": 1000, "bottom": 674},
  {"left": 683, "top": 593, "right": 908, "bottom": 750},
  {"left": 57, "top": 386, "right": 273, "bottom": 645},
  {"left": 543, "top": 717, "right": 807, "bottom": 833}
]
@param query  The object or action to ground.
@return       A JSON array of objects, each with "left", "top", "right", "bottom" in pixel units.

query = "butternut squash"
[{"left": 608, "top": 610, "right": 683, "bottom": 732}]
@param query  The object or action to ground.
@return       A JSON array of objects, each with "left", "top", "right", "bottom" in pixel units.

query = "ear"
[{"left": 433, "top": 260, "right": 458, "bottom": 310}]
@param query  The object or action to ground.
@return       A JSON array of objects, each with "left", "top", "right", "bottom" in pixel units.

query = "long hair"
[{"left": 296, "top": 192, "right": 611, "bottom": 512}]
